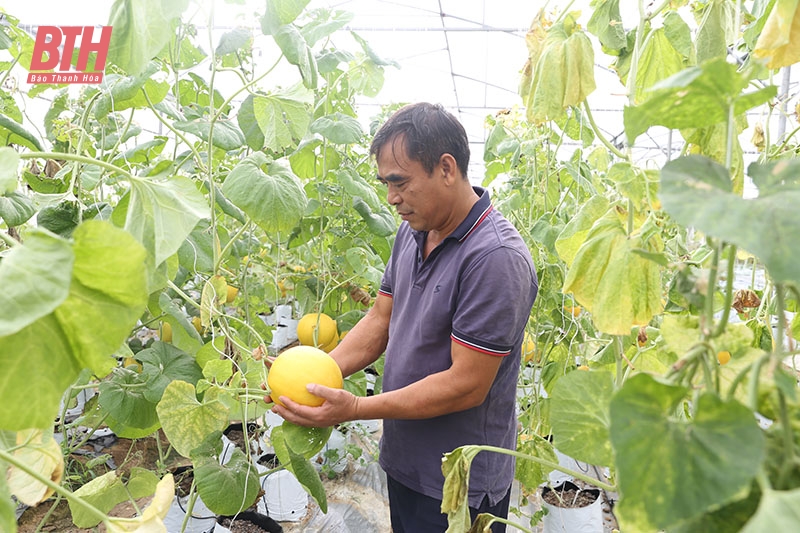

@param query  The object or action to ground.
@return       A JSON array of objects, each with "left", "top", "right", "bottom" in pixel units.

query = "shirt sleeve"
[{"left": 451, "top": 246, "right": 538, "bottom": 356}]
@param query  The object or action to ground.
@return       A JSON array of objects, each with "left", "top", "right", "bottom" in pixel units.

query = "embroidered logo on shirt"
[{"left": 433, "top": 285, "right": 441, "bottom": 293}]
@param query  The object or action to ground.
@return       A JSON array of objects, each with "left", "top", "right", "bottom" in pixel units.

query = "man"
[{"left": 271, "top": 102, "right": 538, "bottom": 532}]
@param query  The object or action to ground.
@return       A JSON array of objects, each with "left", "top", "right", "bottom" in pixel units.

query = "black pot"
[{"left": 216, "top": 511, "right": 283, "bottom": 533}]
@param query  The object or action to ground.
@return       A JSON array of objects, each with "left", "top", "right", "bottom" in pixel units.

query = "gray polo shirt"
[{"left": 378, "top": 187, "right": 538, "bottom": 507}]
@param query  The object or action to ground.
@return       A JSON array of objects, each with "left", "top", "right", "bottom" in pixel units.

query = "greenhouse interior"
[{"left": 1, "top": 0, "right": 800, "bottom": 532}]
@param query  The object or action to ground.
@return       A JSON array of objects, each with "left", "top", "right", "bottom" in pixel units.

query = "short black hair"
[{"left": 370, "top": 102, "right": 470, "bottom": 178}]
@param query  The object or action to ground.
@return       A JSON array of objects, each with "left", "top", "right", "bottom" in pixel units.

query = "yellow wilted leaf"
[
  {"left": 562, "top": 209, "right": 662, "bottom": 335},
  {"left": 106, "top": 474, "right": 174, "bottom": 532},
  {"left": 200, "top": 275, "right": 228, "bottom": 327},
  {"left": 521, "top": 11, "right": 596, "bottom": 124},
  {"left": 753, "top": 0, "right": 800, "bottom": 69},
  {"left": 441, "top": 446, "right": 481, "bottom": 533},
  {"left": 7, "top": 429, "right": 64, "bottom": 506},
  {"left": 519, "top": 9, "right": 552, "bottom": 102}
]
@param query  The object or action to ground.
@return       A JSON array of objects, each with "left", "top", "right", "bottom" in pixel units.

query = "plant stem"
[
  {"left": 0, "top": 231, "right": 18, "bottom": 247},
  {"left": 142, "top": 92, "right": 208, "bottom": 173},
  {"left": 19, "top": 152, "right": 135, "bottom": 181},
  {"left": 35, "top": 494, "right": 64, "bottom": 533},
  {"left": 646, "top": 0, "right": 673, "bottom": 19},
  {"left": 748, "top": 352, "right": 768, "bottom": 411},
  {"left": 702, "top": 240, "right": 721, "bottom": 336},
  {"left": 711, "top": 244, "right": 737, "bottom": 338},
  {"left": 180, "top": 478, "right": 199, "bottom": 533},
  {"left": 211, "top": 55, "right": 283, "bottom": 123},
  {"left": 206, "top": 4, "right": 220, "bottom": 276},
  {"left": 0, "top": 55, "right": 20, "bottom": 86},
  {"left": 725, "top": 358, "right": 754, "bottom": 401},
  {"left": 475, "top": 445, "right": 616, "bottom": 492},
  {"left": 480, "top": 515, "right": 534, "bottom": 533},
  {"left": 582, "top": 102, "right": 626, "bottom": 159},
  {"left": 214, "top": 220, "right": 251, "bottom": 273},
  {"left": 167, "top": 280, "right": 201, "bottom": 309},
  {"left": 769, "top": 124, "right": 800, "bottom": 156},
  {"left": 615, "top": 336, "right": 625, "bottom": 388},
  {"left": 777, "top": 391, "right": 794, "bottom": 489}
]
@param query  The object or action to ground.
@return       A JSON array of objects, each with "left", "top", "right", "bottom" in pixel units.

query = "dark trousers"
[{"left": 387, "top": 474, "right": 511, "bottom": 533}]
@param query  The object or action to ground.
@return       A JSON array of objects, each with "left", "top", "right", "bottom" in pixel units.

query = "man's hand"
[{"left": 271, "top": 384, "right": 361, "bottom": 428}]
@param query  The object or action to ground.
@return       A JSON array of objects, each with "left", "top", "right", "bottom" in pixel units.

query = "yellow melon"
[
  {"left": 297, "top": 313, "right": 338, "bottom": 347},
  {"left": 267, "top": 346, "right": 343, "bottom": 407}
]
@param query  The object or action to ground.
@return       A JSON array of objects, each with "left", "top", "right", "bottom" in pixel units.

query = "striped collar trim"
[
  {"left": 458, "top": 204, "right": 492, "bottom": 242},
  {"left": 450, "top": 186, "right": 492, "bottom": 242}
]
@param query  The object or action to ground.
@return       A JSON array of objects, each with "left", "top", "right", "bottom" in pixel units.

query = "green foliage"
[
  {"left": 624, "top": 58, "right": 778, "bottom": 144},
  {"left": 106, "top": 0, "right": 190, "bottom": 76},
  {"left": 550, "top": 370, "right": 614, "bottom": 466},
  {"left": 661, "top": 155, "right": 800, "bottom": 284},
  {"left": 194, "top": 448, "right": 260, "bottom": 515},
  {"left": 156, "top": 380, "right": 229, "bottom": 458},
  {"left": 222, "top": 153, "right": 308, "bottom": 235},
  {"left": 610, "top": 374, "right": 765, "bottom": 532}
]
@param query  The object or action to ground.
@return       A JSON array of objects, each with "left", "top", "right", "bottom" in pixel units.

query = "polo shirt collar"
[{"left": 449, "top": 186, "right": 493, "bottom": 242}]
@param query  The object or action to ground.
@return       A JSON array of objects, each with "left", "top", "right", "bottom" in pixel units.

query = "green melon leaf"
[
  {"left": 237, "top": 94, "right": 265, "bottom": 151},
  {"left": 173, "top": 117, "right": 246, "bottom": 151},
  {"left": 0, "top": 469, "right": 15, "bottom": 533},
  {"left": 272, "top": 421, "right": 332, "bottom": 466},
  {"left": 336, "top": 168, "right": 382, "bottom": 211},
  {"left": 222, "top": 152, "right": 307, "bottom": 236},
  {"left": 0, "top": 114, "right": 43, "bottom": 151},
  {"left": 352, "top": 197, "right": 396, "bottom": 237},
  {"left": 273, "top": 24, "right": 317, "bottom": 88},
  {"left": 260, "top": 0, "right": 311, "bottom": 35},
  {"left": 555, "top": 195, "right": 609, "bottom": 267},
  {"left": 310, "top": 113, "right": 363, "bottom": 144},
  {"left": 0, "top": 222, "right": 147, "bottom": 430},
  {"left": 94, "top": 62, "right": 169, "bottom": 119},
  {"left": 610, "top": 374, "right": 764, "bottom": 532},
  {"left": 0, "top": 147, "right": 19, "bottom": 194},
  {"left": 156, "top": 380, "right": 229, "bottom": 458},
  {"left": 586, "top": 0, "right": 626, "bottom": 50},
  {"left": 252, "top": 84, "right": 313, "bottom": 152},
  {"left": 624, "top": 58, "right": 777, "bottom": 144},
  {"left": 107, "top": 0, "right": 190, "bottom": 76},
  {"left": 138, "top": 342, "right": 203, "bottom": 403},
  {"left": 550, "top": 370, "right": 614, "bottom": 466},
  {"left": 660, "top": 155, "right": 800, "bottom": 284},
  {"left": 515, "top": 434, "right": 559, "bottom": 493},
  {"left": 695, "top": 0, "right": 735, "bottom": 63},
  {"left": 0, "top": 191, "right": 35, "bottom": 226},
  {"left": 98, "top": 368, "right": 159, "bottom": 430},
  {"left": 0, "top": 230, "right": 73, "bottom": 337},
  {"left": 741, "top": 488, "right": 800, "bottom": 532},
  {"left": 125, "top": 174, "right": 209, "bottom": 266},
  {"left": 194, "top": 449, "right": 260, "bottom": 515},
  {"left": 286, "top": 443, "right": 327, "bottom": 513}
]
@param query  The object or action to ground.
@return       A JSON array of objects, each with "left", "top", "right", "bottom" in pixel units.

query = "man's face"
[{"left": 375, "top": 136, "right": 445, "bottom": 232}]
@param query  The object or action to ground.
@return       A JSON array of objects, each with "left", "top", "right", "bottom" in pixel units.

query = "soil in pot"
[{"left": 541, "top": 481, "right": 600, "bottom": 508}]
